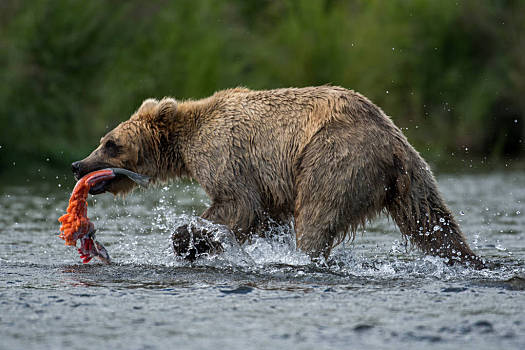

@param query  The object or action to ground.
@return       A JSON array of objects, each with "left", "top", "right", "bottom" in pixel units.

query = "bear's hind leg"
[
  {"left": 294, "top": 125, "right": 389, "bottom": 260},
  {"left": 294, "top": 171, "right": 384, "bottom": 261}
]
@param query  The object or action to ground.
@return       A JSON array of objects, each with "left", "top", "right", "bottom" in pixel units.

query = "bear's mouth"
[
  {"left": 76, "top": 168, "right": 149, "bottom": 195},
  {"left": 77, "top": 172, "right": 122, "bottom": 195},
  {"left": 73, "top": 161, "right": 150, "bottom": 195},
  {"left": 85, "top": 172, "right": 137, "bottom": 195},
  {"left": 74, "top": 165, "right": 118, "bottom": 195},
  {"left": 89, "top": 178, "right": 115, "bottom": 195}
]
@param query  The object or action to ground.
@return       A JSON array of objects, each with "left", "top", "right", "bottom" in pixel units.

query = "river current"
[{"left": 1, "top": 171, "right": 524, "bottom": 349}]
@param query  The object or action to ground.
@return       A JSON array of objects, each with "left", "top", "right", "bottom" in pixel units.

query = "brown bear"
[{"left": 72, "top": 86, "right": 484, "bottom": 268}]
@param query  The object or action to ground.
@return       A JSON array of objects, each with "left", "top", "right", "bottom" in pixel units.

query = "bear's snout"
[
  {"left": 71, "top": 161, "right": 83, "bottom": 179},
  {"left": 71, "top": 159, "right": 120, "bottom": 181},
  {"left": 71, "top": 160, "right": 105, "bottom": 180}
]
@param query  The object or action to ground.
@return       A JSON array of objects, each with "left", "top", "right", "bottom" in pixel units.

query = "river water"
[{"left": 0, "top": 170, "right": 524, "bottom": 350}]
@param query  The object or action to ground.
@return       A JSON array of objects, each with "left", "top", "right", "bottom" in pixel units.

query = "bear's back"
[{"left": 182, "top": 86, "right": 394, "bottom": 209}]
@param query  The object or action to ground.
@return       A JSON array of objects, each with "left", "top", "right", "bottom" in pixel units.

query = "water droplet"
[
  {"left": 495, "top": 244, "right": 507, "bottom": 251},
  {"left": 516, "top": 210, "right": 521, "bottom": 215},
  {"left": 433, "top": 225, "right": 441, "bottom": 232},
  {"left": 58, "top": 184, "right": 62, "bottom": 188},
  {"left": 439, "top": 218, "right": 445, "bottom": 223},
  {"left": 386, "top": 90, "right": 389, "bottom": 94},
  {"left": 459, "top": 210, "right": 465, "bottom": 215}
]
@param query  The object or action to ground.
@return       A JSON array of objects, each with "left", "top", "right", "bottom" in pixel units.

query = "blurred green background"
[{"left": 1, "top": 0, "right": 524, "bottom": 175}]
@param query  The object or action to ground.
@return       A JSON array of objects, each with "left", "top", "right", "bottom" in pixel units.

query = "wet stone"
[
  {"left": 353, "top": 324, "right": 374, "bottom": 332},
  {"left": 473, "top": 320, "right": 494, "bottom": 333},
  {"left": 220, "top": 286, "right": 254, "bottom": 295},
  {"left": 442, "top": 287, "right": 468, "bottom": 293}
]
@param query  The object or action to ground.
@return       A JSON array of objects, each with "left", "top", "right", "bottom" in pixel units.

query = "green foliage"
[{"left": 1, "top": 0, "right": 523, "bottom": 173}]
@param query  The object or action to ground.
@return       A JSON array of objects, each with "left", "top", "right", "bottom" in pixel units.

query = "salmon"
[{"left": 58, "top": 168, "right": 149, "bottom": 263}]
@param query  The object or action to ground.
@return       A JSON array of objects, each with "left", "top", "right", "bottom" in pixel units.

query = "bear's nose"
[{"left": 71, "top": 161, "right": 82, "bottom": 176}]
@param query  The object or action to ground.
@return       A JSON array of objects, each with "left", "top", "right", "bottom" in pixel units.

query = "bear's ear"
[
  {"left": 131, "top": 98, "right": 159, "bottom": 121},
  {"left": 154, "top": 97, "right": 178, "bottom": 123}
]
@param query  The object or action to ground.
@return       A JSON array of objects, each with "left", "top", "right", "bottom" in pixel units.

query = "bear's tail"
[{"left": 386, "top": 151, "right": 485, "bottom": 269}]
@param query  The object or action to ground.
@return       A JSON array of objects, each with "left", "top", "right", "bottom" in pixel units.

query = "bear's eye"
[{"left": 104, "top": 140, "right": 120, "bottom": 157}]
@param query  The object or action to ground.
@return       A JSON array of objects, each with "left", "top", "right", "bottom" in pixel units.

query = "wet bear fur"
[{"left": 72, "top": 86, "right": 484, "bottom": 268}]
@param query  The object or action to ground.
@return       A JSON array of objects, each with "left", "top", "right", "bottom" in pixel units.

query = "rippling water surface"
[{"left": 1, "top": 171, "right": 524, "bottom": 350}]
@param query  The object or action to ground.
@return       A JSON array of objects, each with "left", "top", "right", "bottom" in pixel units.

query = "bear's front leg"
[
  {"left": 173, "top": 198, "right": 262, "bottom": 260},
  {"left": 171, "top": 224, "right": 223, "bottom": 261}
]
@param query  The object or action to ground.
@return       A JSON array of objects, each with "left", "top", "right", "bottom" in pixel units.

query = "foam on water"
[
  {"left": 96, "top": 184, "right": 524, "bottom": 284},
  {"left": 2, "top": 177, "right": 523, "bottom": 283},
  {"left": 102, "top": 195, "right": 524, "bottom": 281},
  {"left": 97, "top": 179, "right": 513, "bottom": 275}
]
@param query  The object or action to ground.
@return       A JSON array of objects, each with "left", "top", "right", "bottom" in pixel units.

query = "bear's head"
[{"left": 71, "top": 98, "right": 183, "bottom": 195}]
